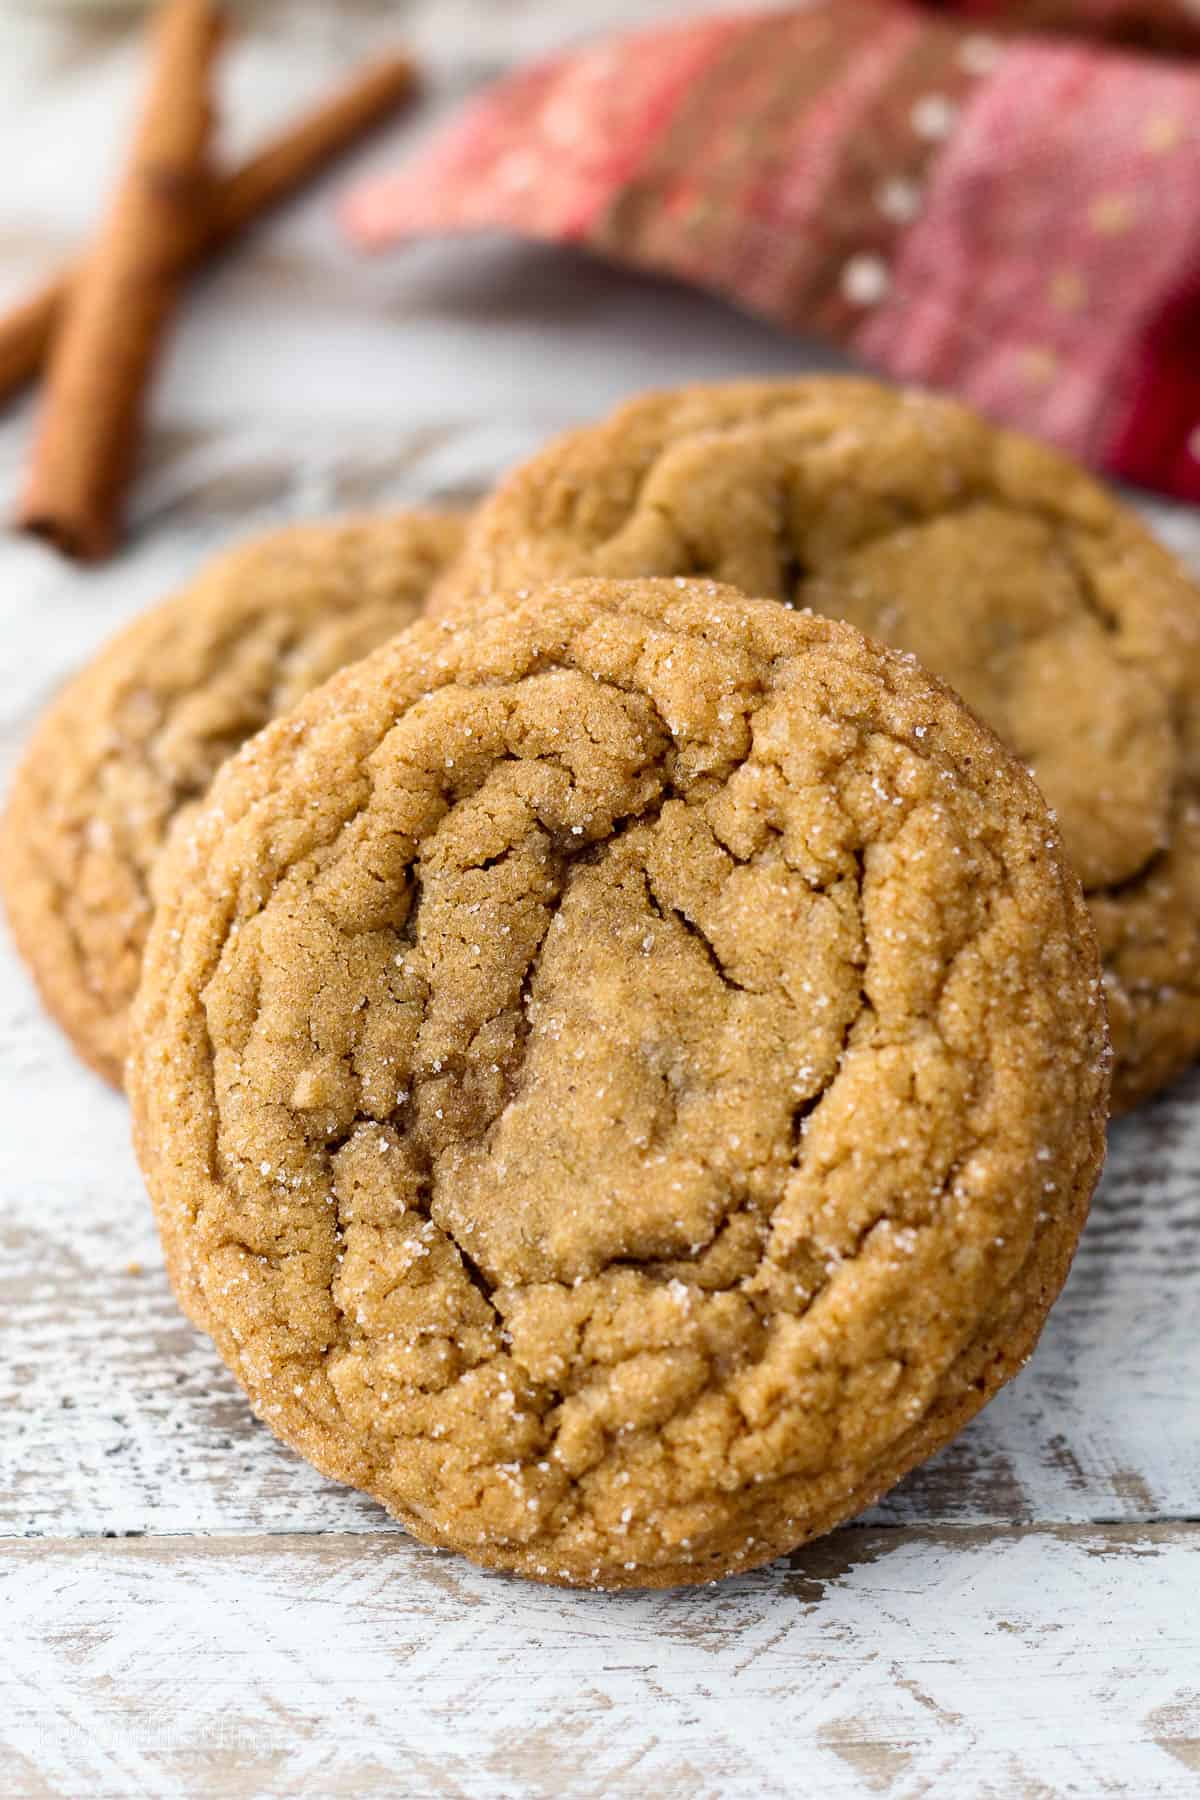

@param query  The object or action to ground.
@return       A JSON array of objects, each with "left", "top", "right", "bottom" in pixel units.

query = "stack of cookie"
[{"left": 8, "top": 377, "right": 1198, "bottom": 1590}]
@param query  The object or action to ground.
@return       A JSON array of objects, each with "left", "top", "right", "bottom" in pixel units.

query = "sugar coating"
[
  {"left": 130, "top": 578, "right": 1107, "bottom": 1590},
  {"left": 1, "top": 511, "right": 467, "bottom": 1084},
  {"left": 430, "top": 377, "right": 1200, "bottom": 1111}
]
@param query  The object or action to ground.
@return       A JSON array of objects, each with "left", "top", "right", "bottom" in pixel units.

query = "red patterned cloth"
[{"left": 343, "top": 2, "right": 1200, "bottom": 501}]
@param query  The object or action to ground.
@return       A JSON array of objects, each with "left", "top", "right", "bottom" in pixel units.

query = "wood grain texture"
[
  {"left": 3, "top": 1527, "right": 1199, "bottom": 1799},
  {"left": 2, "top": 3, "right": 1200, "bottom": 1795}
]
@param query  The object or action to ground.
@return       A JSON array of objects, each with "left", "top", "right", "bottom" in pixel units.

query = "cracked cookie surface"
[
  {"left": 2, "top": 511, "right": 466, "bottom": 1085},
  {"left": 431, "top": 378, "right": 1200, "bottom": 1111},
  {"left": 130, "top": 578, "right": 1108, "bottom": 1589}
]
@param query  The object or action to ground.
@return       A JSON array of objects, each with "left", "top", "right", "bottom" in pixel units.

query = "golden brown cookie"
[
  {"left": 130, "top": 578, "right": 1107, "bottom": 1589},
  {"left": 2, "top": 511, "right": 467, "bottom": 1085},
  {"left": 432, "top": 378, "right": 1200, "bottom": 1112}
]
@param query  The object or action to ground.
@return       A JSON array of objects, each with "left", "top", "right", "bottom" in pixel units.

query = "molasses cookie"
[
  {"left": 130, "top": 578, "right": 1107, "bottom": 1588},
  {"left": 2, "top": 511, "right": 466, "bottom": 1084},
  {"left": 431, "top": 379, "right": 1200, "bottom": 1111}
]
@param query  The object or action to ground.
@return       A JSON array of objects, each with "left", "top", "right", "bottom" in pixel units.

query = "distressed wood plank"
[{"left": 2, "top": 1526, "right": 1198, "bottom": 1799}]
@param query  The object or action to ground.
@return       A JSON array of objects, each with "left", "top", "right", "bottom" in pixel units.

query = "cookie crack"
[
  {"left": 1094, "top": 844, "right": 1169, "bottom": 904},
  {"left": 640, "top": 870, "right": 750, "bottom": 997},
  {"left": 1051, "top": 527, "right": 1120, "bottom": 640},
  {"left": 455, "top": 1241, "right": 502, "bottom": 1320}
]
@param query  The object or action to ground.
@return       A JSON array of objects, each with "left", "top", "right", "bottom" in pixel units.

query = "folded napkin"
[{"left": 343, "top": 1, "right": 1200, "bottom": 502}]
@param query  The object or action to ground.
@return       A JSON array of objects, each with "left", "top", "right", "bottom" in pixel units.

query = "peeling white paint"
[{"left": 3, "top": 1528, "right": 1199, "bottom": 1798}]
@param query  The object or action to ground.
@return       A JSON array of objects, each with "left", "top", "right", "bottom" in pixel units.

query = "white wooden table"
[{"left": 2, "top": 5, "right": 1198, "bottom": 1796}]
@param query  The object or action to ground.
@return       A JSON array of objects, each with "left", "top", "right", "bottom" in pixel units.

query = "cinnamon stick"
[
  {"left": 0, "top": 285, "right": 61, "bottom": 403},
  {"left": 0, "top": 56, "right": 419, "bottom": 413},
  {"left": 16, "top": 0, "right": 222, "bottom": 561}
]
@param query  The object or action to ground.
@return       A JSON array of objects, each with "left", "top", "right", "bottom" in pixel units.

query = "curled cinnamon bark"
[{"left": 16, "top": 0, "right": 222, "bottom": 561}]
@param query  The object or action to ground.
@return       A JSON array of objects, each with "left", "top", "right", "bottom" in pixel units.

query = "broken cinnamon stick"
[
  {"left": 15, "top": 0, "right": 222, "bottom": 561},
  {"left": 0, "top": 56, "right": 419, "bottom": 414},
  {"left": 0, "top": 285, "right": 61, "bottom": 404}
]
